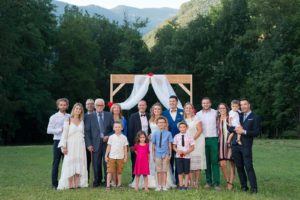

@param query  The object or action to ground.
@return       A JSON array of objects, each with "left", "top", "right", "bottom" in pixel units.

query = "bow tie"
[{"left": 140, "top": 114, "right": 146, "bottom": 117}]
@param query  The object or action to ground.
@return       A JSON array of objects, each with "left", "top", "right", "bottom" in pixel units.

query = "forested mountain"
[
  {"left": 143, "top": 0, "right": 221, "bottom": 48},
  {"left": 53, "top": 0, "right": 178, "bottom": 34}
]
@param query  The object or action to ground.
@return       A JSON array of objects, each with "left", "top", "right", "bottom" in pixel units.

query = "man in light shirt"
[
  {"left": 47, "top": 98, "right": 70, "bottom": 189},
  {"left": 196, "top": 97, "right": 220, "bottom": 190}
]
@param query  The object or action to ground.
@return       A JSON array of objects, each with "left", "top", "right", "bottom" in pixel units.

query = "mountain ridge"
[{"left": 52, "top": 0, "right": 178, "bottom": 34}]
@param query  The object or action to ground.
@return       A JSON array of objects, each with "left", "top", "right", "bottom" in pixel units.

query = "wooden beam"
[
  {"left": 178, "top": 83, "right": 191, "bottom": 96},
  {"left": 111, "top": 74, "right": 192, "bottom": 84},
  {"left": 112, "top": 83, "right": 125, "bottom": 97},
  {"left": 110, "top": 74, "right": 113, "bottom": 102}
]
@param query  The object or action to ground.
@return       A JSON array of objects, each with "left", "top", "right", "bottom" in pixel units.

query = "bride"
[
  {"left": 131, "top": 103, "right": 176, "bottom": 189},
  {"left": 57, "top": 103, "right": 88, "bottom": 189}
]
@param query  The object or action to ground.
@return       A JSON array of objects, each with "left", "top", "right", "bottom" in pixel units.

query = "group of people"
[{"left": 47, "top": 95, "right": 261, "bottom": 194}]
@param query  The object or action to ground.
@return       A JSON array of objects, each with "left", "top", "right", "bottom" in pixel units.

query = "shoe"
[
  {"left": 162, "top": 187, "right": 168, "bottom": 191},
  {"left": 204, "top": 184, "right": 211, "bottom": 189},
  {"left": 184, "top": 187, "right": 188, "bottom": 191},
  {"left": 214, "top": 186, "right": 221, "bottom": 191},
  {"left": 179, "top": 186, "right": 184, "bottom": 191},
  {"left": 241, "top": 187, "right": 249, "bottom": 192},
  {"left": 251, "top": 188, "right": 258, "bottom": 194},
  {"left": 52, "top": 185, "right": 57, "bottom": 190},
  {"left": 155, "top": 187, "right": 161, "bottom": 191}
]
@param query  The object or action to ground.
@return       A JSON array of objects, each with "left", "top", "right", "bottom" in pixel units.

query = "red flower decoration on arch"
[
  {"left": 148, "top": 73, "right": 154, "bottom": 77},
  {"left": 107, "top": 101, "right": 114, "bottom": 108}
]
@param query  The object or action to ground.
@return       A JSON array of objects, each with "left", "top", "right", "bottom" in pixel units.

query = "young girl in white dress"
[
  {"left": 184, "top": 102, "right": 206, "bottom": 188},
  {"left": 131, "top": 103, "right": 176, "bottom": 189},
  {"left": 57, "top": 103, "right": 88, "bottom": 189}
]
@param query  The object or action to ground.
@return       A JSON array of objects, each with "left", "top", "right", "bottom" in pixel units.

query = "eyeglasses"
[{"left": 96, "top": 104, "right": 104, "bottom": 107}]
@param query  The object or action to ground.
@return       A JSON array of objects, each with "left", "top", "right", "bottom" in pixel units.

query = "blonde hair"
[
  {"left": 149, "top": 102, "right": 163, "bottom": 123},
  {"left": 70, "top": 103, "right": 84, "bottom": 121},
  {"left": 110, "top": 103, "right": 123, "bottom": 120},
  {"left": 184, "top": 102, "right": 195, "bottom": 119}
]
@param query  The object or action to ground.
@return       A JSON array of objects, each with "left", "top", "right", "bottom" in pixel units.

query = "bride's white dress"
[
  {"left": 131, "top": 122, "right": 176, "bottom": 189},
  {"left": 57, "top": 120, "right": 88, "bottom": 189}
]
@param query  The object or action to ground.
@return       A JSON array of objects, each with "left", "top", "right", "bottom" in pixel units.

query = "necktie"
[
  {"left": 98, "top": 112, "right": 104, "bottom": 137},
  {"left": 243, "top": 113, "right": 247, "bottom": 122},
  {"left": 159, "top": 132, "right": 162, "bottom": 148},
  {"left": 182, "top": 135, "right": 185, "bottom": 147}
]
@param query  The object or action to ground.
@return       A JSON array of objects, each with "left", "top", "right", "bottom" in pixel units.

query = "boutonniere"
[{"left": 180, "top": 112, "right": 183, "bottom": 115}]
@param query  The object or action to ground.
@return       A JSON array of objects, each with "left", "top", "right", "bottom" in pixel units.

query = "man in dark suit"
[
  {"left": 84, "top": 99, "right": 95, "bottom": 182},
  {"left": 128, "top": 100, "right": 150, "bottom": 180},
  {"left": 231, "top": 98, "right": 261, "bottom": 193},
  {"left": 85, "top": 98, "right": 113, "bottom": 187},
  {"left": 162, "top": 95, "right": 184, "bottom": 185}
]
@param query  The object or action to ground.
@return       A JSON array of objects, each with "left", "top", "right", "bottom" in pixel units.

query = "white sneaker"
[
  {"left": 155, "top": 187, "right": 161, "bottom": 191},
  {"left": 162, "top": 187, "right": 168, "bottom": 191}
]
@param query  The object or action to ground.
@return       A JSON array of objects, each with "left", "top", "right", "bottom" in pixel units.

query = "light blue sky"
[{"left": 60, "top": 0, "right": 190, "bottom": 9}]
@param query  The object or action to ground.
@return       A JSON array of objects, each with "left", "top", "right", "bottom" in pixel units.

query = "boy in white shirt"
[
  {"left": 105, "top": 121, "right": 128, "bottom": 190},
  {"left": 227, "top": 100, "right": 242, "bottom": 145},
  {"left": 173, "top": 121, "right": 195, "bottom": 190}
]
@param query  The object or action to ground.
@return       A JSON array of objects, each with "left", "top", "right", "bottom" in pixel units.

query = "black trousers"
[
  {"left": 92, "top": 143, "right": 107, "bottom": 186},
  {"left": 51, "top": 140, "right": 63, "bottom": 187},
  {"left": 86, "top": 148, "right": 91, "bottom": 181},
  {"left": 130, "top": 150, "right": 136, "bottom": 181},
  {"left": 232, "top": 145, "right": 257, "bottom": 191},
  {"left": 170, "top": 150, "right": 179, "bottom": 185},
  {"left": 99, "top": 143, "right": 107, "bottom": 183}
]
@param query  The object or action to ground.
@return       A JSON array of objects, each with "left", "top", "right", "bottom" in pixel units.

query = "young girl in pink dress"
[{"left": 134, "top": 131, "right": 150, "bottom": 192}]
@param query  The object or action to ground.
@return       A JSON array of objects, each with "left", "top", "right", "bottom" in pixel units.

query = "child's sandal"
[{"left": 227, "top": 182, "right": 234, "bottom": 190}]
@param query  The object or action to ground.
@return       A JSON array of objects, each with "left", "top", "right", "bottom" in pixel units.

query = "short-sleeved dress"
[
  {"left": 186, "top": 117, "right": 207, "bottom": 170},
  {"left": 133, "top": 143, "right": 150, "bottom": 176},
  {"left": 218, "top": 118, "right": 232, "bottom": 160}
]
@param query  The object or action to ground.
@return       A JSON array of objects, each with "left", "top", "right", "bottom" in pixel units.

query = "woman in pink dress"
[{"left": 133, "top": 131, "right": 150, "bottom": 192}]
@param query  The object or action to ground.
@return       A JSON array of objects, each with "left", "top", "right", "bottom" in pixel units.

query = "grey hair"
[{"left": 94, "top": 98, "right": 105, "bottom": 108}]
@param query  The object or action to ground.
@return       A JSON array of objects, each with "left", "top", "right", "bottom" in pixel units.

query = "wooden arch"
[{"left": 110, "top": 74, "right": 193, "bottom": 104}]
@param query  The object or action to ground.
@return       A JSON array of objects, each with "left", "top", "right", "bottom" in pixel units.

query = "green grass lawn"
[{"left": 0, "top": 140, "right": 299, "bottom": 200}]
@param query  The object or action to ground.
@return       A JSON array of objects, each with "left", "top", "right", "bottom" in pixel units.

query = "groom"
[
  {"left": 128, "top": 100, "right": 150, "bottom": 180},
  {"left": 162, "top": 95, "right": 184, "bottom": 185},
  {"left": 85, "top": 98, "right": 113, "bottom": 187},
  {"left": 231, "top": 98, "right": 261, "bottom": 193}
]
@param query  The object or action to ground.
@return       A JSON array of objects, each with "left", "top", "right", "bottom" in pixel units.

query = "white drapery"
[{"left": 118, "top": 75, "right": 183, "bottom": 110}]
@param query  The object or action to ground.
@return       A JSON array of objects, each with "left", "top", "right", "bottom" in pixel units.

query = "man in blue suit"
[
  {"left": 162, "top": 95, "right": 184, "bottom": 185},
  {"left": 85, "top": 98, "right": 113, "bottom": 187},
  {"left": 231, "top": 98, "right": 261, "bottom": 193}
]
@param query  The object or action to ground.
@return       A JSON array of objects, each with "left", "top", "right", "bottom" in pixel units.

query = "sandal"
[
  {"left": 227, "top": 182, "right": 234, "bottom": 190},
  {"left": 106, "top": 186, "right": 111, "bottom": 191}
]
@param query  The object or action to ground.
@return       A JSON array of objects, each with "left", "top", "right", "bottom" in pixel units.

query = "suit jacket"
[
  {"left": 128, "top": 112, "right": 150, "bottom": 147},
  {"left": 230, "top": 112, "right": 261, "bottom": 146},
  {"left": 84, "top": 111, "right": 113, "bottom": 152},
  {"left": 162, "top": 108, "right": 184, "bottom": 137}
]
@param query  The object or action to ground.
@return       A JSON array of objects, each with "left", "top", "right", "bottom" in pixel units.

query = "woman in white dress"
[
  {"left": 131, "top": 103, "right": 176, "bottom": 189},
  {"left": 184, "top": 102, "right": 206, "bottom": 188},
  {"left": 57, "top": 103, "right": 88, "bottom": 189}
]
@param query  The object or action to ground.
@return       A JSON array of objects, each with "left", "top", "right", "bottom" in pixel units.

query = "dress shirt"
[
  {"left": 47, "top": 111, "right": 70, "bottom": 140},
  {"left": 170, "top": 109, "right": 177, "bottom": 121},
  {"left": 196, "top": 109, "right": 218, "bottom": 138},
  {"left": 139, "top": 112, "right": 149, "bottom": 134}
]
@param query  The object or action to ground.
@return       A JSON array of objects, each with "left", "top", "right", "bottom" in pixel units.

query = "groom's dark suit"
[
  {"left": 128, "top": 112, "right": 150, "bottom": 180},
  {"left": 231, "top": 112, "right": 261, "bottom": 192},
  {"left": 84, "top": 111, "right": 113, "bottom": 186}
]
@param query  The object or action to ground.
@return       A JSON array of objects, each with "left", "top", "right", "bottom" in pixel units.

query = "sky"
[{"left": 60, "top": 0, "right": 190, "bottom": 9}]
